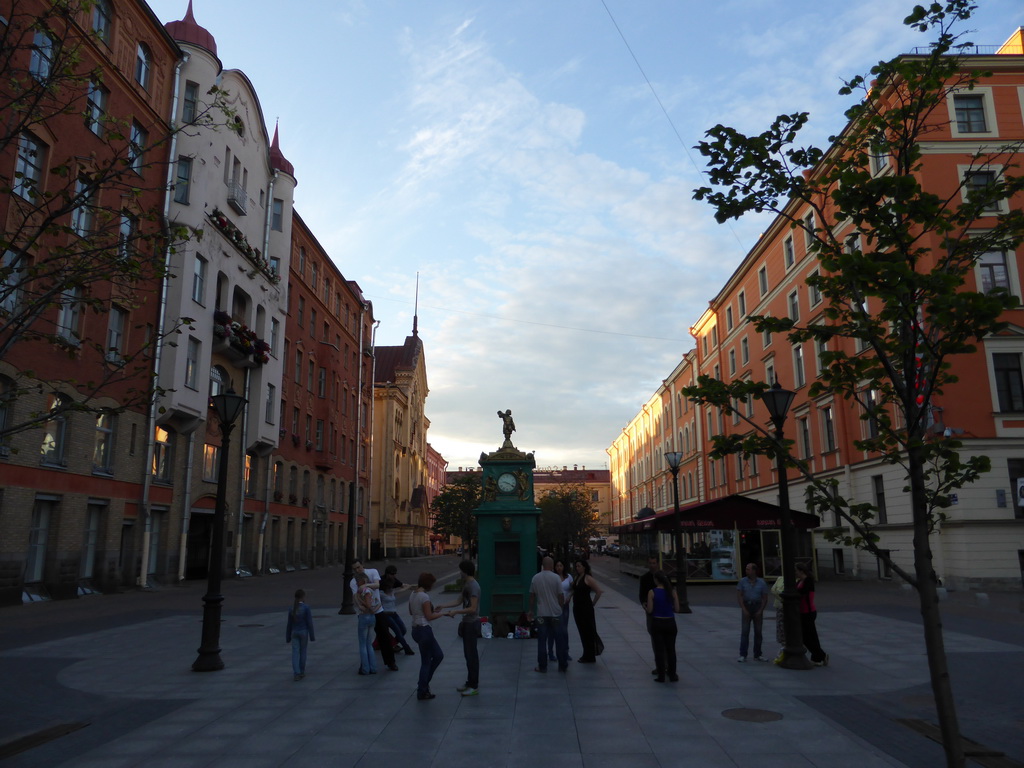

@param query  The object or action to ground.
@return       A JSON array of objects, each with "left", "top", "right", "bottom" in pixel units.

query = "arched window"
[{"left": 134, "top": 43, "right": 151, "bottom": 89}]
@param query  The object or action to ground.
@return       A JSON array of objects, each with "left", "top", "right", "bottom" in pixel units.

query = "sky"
[{"left": 149, "top": 0, "right": 1024, "bottom": 471}]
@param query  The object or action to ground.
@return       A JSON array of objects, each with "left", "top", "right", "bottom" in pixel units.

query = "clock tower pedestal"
[{"left": 474, "top": 444, "right": 540, "bottom": 637}]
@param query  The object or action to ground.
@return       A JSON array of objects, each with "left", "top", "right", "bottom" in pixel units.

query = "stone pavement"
[{"left": 1, "top": 558, "right": 1022, "bottom": 768}]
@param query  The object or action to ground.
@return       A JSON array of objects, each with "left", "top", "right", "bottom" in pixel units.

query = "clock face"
[{"left": 497, "top": 472, "right": 517, "bottom": 493}]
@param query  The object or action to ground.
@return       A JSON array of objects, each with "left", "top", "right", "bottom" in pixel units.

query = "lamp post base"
[
  {"left": 777, "top": 646, "right": 814, "bottom": 670},
  {"left": 193, "top": 593, "right": 225, "bottom": 672},
  {"left": 192, "top": 649, "right": 224, "bottom": 672}
]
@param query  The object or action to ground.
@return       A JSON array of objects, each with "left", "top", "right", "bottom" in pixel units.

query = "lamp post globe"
[
  {"left": 757, "top": 380, "right": 812, "bottom": 670},
  {"left": 193, "top": 389, "right": 247, "bottom": 672}
]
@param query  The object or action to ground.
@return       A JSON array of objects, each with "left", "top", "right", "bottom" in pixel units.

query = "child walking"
[{"left": 286, "top": 589, "right": 315, "bottom": 680}]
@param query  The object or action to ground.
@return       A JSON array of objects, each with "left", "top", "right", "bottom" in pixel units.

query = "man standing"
[
  {"left": 639, "top": 556, "right": 658, "bottom": 675},
  {"left": 736, "top": 562, "right": 770, "bottom": 662},
  {"left": 442, "top": 560, "right": 481, "bottom": 696},
  {"left": 348, "top": 560, "right": 398, "bottom": 672},
  {"left": 528, "top": 556, "right": 567, "bottom": 673}
]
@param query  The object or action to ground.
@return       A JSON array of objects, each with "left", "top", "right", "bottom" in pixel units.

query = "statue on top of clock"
[{"left": 497, "top": 409, "right": 516, "bottom": 447}]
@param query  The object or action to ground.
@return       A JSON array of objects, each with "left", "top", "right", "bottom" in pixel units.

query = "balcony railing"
[{"left": 226, "top": 180, "right": 247, "bottom": 215}]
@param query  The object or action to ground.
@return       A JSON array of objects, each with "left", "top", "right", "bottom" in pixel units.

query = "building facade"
[
  {"left": 608, "top": 31, "right": 1024, "bottom": 590},
  {"left": 370, "top": 327, "right": 431, "bottom": 558}
]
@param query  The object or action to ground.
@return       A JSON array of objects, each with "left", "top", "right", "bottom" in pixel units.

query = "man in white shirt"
[
  {"left": 528, "top": 556, "right": 567, "bottom": 672},
  {"left": 349, "top": 561, "right": 397, "bottom": 671}
]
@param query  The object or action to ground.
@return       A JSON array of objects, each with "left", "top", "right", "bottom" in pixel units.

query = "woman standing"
[
  {"left": 645, "top": 571, "right": 680, "bottom": 682},
  {"left": 285, "top": 588, "right": 315, "bottom": 681},
  {"left": 795, "top": 563, "right": 828, "bottom": 666},
  {"left": 408, "top": 572, "right": 447, "bottom": 700},
  {"left": 381, "top": 572, "right": 415, "bottom": 656},
  {"left": 548, "top": 560, "right": 573, "bottom": 662},
  {"left": 572, "top": 560, "right": 603, "bottom": 663},
  {"left": 354, "top": 572, "right": 379, "bottom": 675}
]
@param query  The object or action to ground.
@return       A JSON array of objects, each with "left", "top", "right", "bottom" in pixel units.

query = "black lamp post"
[
  {"left": 193, "top": 388, "right": 247, "bottom": 672},
  {"left": 758, "top": 380, "right": 812, "bottom": 670},
  {"left": 663, "top": 451, "right": 691, "bottom": 613}
]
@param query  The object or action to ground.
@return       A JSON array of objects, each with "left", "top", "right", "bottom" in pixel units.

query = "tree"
[
  {"left": 687, "top": 4, "right": 1023, "bottom": 766},
  {"left": 0, "top": 0, "right": 232, "bottom": 440},
  {"left": 431, "top": 474, "right": 482, "bottom": 555},
  {"left": 538, "top": 482, "right": 599, "bottom": 560}
]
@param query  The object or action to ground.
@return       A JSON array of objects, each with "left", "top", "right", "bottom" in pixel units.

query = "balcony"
[{"left": 226, "top": 180, "right": 247, "bottom": 215}]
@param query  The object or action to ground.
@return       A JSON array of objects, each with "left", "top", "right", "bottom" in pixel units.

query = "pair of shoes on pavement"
[
  {"left": 456, "top": 686, "right": 478, "bottom": 696},
  {"left": 736, "top": 656, "right": 746, "bottom": 663},
  {"left": 417, "top": 691, "right": 436, "bottom": 700},
  {"left": 754, "top": 655, "right": 769, "bottom": 662}
]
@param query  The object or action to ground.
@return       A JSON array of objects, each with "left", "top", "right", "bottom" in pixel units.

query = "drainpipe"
[{"left": 138, "top": 51, "right": 188, "bottom": 587}]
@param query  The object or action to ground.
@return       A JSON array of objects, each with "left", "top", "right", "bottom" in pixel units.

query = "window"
[
  {"left": 57, "top": 287, "right": 81, "bottom": 343},
  {"left": 953, "top": 93, "right": 987, "bottom": 133},
  {"left": 815, "top": 337, "right": 828, "bottom": 376},
  {"left": 315, "top": 419, "right": 324, "bottom": 451},
  {"left": 726, "top": 306, "right": 734, "bottom": 331},
  {"left": 153, "top": 425, "right": 174, "bottom": 480},
  {"left": 92, "top": 0, "right": 112, "bottom": 42},
  {"left": 307, "top": 360, "right": 314, "bottom": 391},
  {"left": 86, "top": 82, "right": 108, "bottom": 135},
  {"left": 245, "top": 453, "right": 258, "bottom": 496},
  {"left": 870, "top": 139, "right": 890, "bottom": 175},
  {"left": 310, "top": 262, "right": 318, "bottom": 293},
  {"left": 270, "top": 318, "right": 280, "bottom": 355},
  {"left": 783, "top": 237, "right": 795, "bottom": 269},
  {"left": 129, "top": 122, "right": 147, "bottom": 173},
  {"left": 14, "top": 133, "right": 45, "bottom": 200},
  {"left": 192, "top": 256, "right": 206, "bottom": 303},
  {"left": 978, "top": 251, "right": 1010, "bottom": 294},
  {"left": 803, "top": 211, "right": 815, "bottom": 250},
  {"left": 118, "top": 212, "right": 136, "bottom": 259},
  {"left": 30, "top": 31, "right": 54, "bottom": 81},
  {"left": 266, "top": 383, "right": 275, "bottom": 423},
  {"left": 298, "top": 247, "right": 306, "bottom": 278},
  {"left": 182, "top": 81, "right": 199, "bottom": 123},
  {"left": 185, "top": 337, "right": 200, "bottom": 389},
  {"left": 209, "top": 365, "right": 227, "bottom": 399},
  {"left": 822, "top": 406, "right": 836, "bottom": 452},
  {"left": 741, "top": 337, "right": 749, "bottom": 365},
  {"left": 272, "top": 199, "right": 284, "bottom": 231},
  {"left": 809, "top": 270, "right": 822, "bottom": 306},
  {"left": 1, "top": 251, "right": 22, "bottom": 314},
  {"left": 203, "top": 443, "right": 220, "bottom": 481},
  {"left": 93, "top": 411, "right": 115, "bottom": 473},
  {"left": 793, "top": 344, "right": 806, "bottom": 387},
  {"left": 788, "top": 290, "right": 800, "bottom": 321},
  {"left": 40, "top": 394, "right": 69, "bottom": 465},
  {"left": 994, "top": 353, "right": 1024, "bottom": 412},
  {"left": 798, "top": 416, "right": 811, "bottom": 459},
  {"left": 758, "top": 265, "right": 769, "bottom": 296},
  {"left": 72, "top": 177, "right": 96, "bottom": 237},
  {"left": 318, "top": 367, "right": 326, "bottom": 397},
  {"left": 294, "top": 350, "right": 302, "bottom": 383},
  {"left": 26, "top": 500, "right": 53, "bottom": 583},
  {"left": 106, "top": 306, "right": 126, "bottom": 362},
  {"left": 864, "top": 388, "right": 881, "bottom": 438},
  {"left": 297, "top": 297, "right": 305, "bottom": 327},
  {"left": 310, "top": 308, "right": 317, "bottom": 337},
  {"left": 765, "top": 361, "right": 776, "bottom": 386},
  {"left": 728, "top": 349, "right": 736, "bottom": 375},
  {"left": 134, "top": 43, "right": 151, "bottom": 89},
  {"left": 872, "top": 474, "right": 888, "bottom": 524},
  {"left": 174, "top": 157, "right": 192, "bottom": 203},
  {"left": 963, "top": 169, "right": 1000, "bottom": 212},
  {"left": 738, "top": 290, "right": 746, "bottom": 318}
]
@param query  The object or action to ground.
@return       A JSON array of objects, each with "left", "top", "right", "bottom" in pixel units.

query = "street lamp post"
[
  {"left": 663, "top": 451, "right": 692, "bottom": 613},
  {"left": 758, "top": 380, "right": 812, "bottom": 670},
  {"left": 193, "top": 389, "right": 247, "bottom": 672}
]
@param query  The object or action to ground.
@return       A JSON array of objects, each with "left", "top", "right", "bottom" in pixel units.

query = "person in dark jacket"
[
  {"left": 286, "top": 589, "right": 315, "bottom": 680},
  {"left": 639, "top": 556, "right": 659, "bottom": 674},
  {"left": 795, "top": 563, "right": 828, "bottom": 666}
]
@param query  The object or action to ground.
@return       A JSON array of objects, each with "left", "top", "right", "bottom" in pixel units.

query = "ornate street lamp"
[
  {"left": 663, "top": 451, "right": 691, "bottom": 613},
  {"left": 758, "top": 380, "right": 812, "bottom": 670},
  {"left": 193, "top": 388, "right": 247, "bottom": 672}
]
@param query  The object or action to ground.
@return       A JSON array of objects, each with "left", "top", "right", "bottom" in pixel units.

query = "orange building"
[{"left": 609, "top": 31, "right": 1024, "bottom": 590}]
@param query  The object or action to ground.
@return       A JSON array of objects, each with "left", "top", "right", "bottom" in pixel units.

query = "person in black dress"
[{"left": 571, "top": 560, "right": 603, "bottom": 662}]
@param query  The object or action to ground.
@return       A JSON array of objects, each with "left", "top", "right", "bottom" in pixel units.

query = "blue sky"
[{"left": 149, "top": 0, "right": 1024, "bottom": 471}]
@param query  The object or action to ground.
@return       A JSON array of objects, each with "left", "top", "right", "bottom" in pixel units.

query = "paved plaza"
[{"left": 0, "top": 557, "right": 1022, "bottom": 768}]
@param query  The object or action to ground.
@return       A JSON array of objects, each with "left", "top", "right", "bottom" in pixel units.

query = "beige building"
[{"left": 370, "top": 325, "right": 430, "bottom": 557}]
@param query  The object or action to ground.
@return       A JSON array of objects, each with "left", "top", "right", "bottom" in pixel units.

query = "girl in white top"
[{"left": 408, "top": 572, "right": 448, "bottom": 700}]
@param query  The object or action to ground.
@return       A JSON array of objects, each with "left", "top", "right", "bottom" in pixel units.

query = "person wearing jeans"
[
  {"left": 441, "top": 560, "right": 481, "bottom": 696},
  {"left": 408, "top": 572, "right": 447, "bottom": 700},
  {"left": 528, "top": 556, "right": 567, "bottom": 672},
  {"left": 355, "top": 572, "right": 378, "bottom": 675},
  {"left": 736, "top": 562, "right": 770, "bottom": 662}
]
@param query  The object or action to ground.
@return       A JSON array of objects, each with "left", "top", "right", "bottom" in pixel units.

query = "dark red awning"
[{"left": 612, "top": 495, "right": 820, "bottom": 534}]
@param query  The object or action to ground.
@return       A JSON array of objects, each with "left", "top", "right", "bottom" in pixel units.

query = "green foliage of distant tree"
[
  {"left": 430, "top": 474, "right": 482, "bottom": 553},
  {"left": 538, "top": 482, "right": 599, "bottom": 559},
  {"left": 687, "top": 3, "right": 1023, "bottom": 765}
]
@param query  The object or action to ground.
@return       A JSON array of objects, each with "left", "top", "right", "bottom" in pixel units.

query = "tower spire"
[{"left": 412, "top": 272, "right": 419, "bottom": 336}]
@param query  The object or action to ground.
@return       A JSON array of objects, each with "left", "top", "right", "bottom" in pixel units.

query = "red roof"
[{"left": 164, "top": 1, "right": 217, "bottom": 56}]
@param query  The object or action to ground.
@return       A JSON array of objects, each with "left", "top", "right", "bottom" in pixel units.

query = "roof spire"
[{"left": 413, "top": 273, "right": 419, "bottom": 336}]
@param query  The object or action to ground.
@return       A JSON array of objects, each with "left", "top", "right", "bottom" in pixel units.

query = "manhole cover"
[
  {"left": 722, "top": 708, "right": 783, "bottom": 723},
  {"left": 238, "top": 623, "right": 265, "bottom": 628}
]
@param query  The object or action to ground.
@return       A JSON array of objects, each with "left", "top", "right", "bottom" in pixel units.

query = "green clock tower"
[{"left": 474, "top": 410, "right": 540, "bottom": 635}]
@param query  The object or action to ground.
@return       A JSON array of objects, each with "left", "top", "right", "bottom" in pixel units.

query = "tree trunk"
[{"left": 908, "top": 445, "right": 964, "bottom": 768}]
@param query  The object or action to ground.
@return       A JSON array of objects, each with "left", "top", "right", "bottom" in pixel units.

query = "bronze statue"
[{"left": 497, "top": 409, "right": 515, "bottom": 443}]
